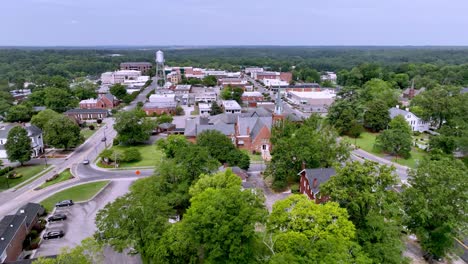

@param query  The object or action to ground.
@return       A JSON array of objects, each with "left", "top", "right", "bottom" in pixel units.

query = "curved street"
[{"left": 0, "top": 82, "right": 157, "bottom": 217}]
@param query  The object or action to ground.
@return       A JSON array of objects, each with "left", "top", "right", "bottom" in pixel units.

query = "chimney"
[{"left": 313, "top": 178, "right": 318, "bottom": 188}]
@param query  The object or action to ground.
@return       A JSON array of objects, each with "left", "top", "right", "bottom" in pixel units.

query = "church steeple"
[{"left": 275, "top": 86, "right": 283, "bottom": 115}]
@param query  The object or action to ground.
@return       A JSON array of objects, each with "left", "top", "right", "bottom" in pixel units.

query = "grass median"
[
  {"left": 40, "top": 181, "right": 109, "bottom": 212},
  {"left": 38, "top": 169, "right": 74, "bottom": 189}
]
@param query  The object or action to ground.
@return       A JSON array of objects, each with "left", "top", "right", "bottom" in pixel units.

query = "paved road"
[
  {"left": 350, "top": 148, "right": 409, "bottom": 182},
  {"left": 0, "top": 81, "right": 157, "bottom": 217}
]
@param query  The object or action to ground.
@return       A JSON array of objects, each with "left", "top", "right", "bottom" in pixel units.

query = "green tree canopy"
[
  {"left": 5, "top": 126, "right": 32, "bottom": 165},
  {"left": 113, "top": 109, "right": 155, "bottom": 145},
  {"left": 363, "top": 99, "right": 391, "bottom": 132},
  {"left": 109, "top": 84, "right": 127, "bottom": 100},
  {"left": 375, "top": 115, "right": 412, "bottom": 159},
  {"left": 5, "top": 104, "right": 33, "bottom": 122},
  {"left": 44, "top": 115, "right": 81, "bottom": 149},
  {"left": 266, "top": 195, "right": 370, "bottom": 263},
  {"left": 403, "top": 158, "right": 468, "bottom": 258},
  {"left": 31, "top": 109, "right": 61, "bottom": 130},
  {"left": 321, "top": 161, "right": 405, "bottom": 264}
]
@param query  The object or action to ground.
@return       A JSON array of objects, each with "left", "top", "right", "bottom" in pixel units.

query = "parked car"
[
  {"left": 83, "top": 159, "right": 90, "bottom": 165},
  {"left": 101, "top": 137, "right": 106, "bottom": 142},
  {"left": 47, "top": 213, "right": 67, "bottom": 222},
  {"left": 43, "top": 230, "right": 64, "bottom": 240},
  {"left": 55, "top": 200, "right": 74, "bottom": 207}
]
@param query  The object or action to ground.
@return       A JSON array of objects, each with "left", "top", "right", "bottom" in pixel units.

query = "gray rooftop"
[
  {"left": 389, "top": 107, "right": 416, "bottom": 119},
  {"left": 16, "top": 203, "right": 44, "bottom": 228},
  {"left": 301, "top": 168, "right": 336, "bottom": 195},
  {"left": 0, "top": 214, "right": 27, "bottom": 255}
]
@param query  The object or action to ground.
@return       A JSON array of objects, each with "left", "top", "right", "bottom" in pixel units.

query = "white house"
[
  {"left": 0, "top": 124, "right": 44, "bottom": 159},
  {"left": 199, "top": 103, "right": 212, "bottom": 116},
  {"left": 389, "top": 107, "right": 430, "bottom": 132}
]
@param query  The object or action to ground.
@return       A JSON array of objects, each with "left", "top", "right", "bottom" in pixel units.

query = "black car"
[
  {"left": 43, "top": 230, "right": 64, "bottom": 240},
  {"left": 47, "top": 213, "right": 67, "bottom": 222},
  {"left": 55, "top": 200, "right": 74, "bottom": 207},
  {"left": 101, "top": 137, "right": 106, "bottom": 142}
]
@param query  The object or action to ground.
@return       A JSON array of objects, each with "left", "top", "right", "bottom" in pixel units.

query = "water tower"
[{"left": 155, "top": 50, "right": 166, "bottom": 86}]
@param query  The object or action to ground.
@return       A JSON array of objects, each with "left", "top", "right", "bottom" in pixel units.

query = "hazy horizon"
[{"left": 2, "top": 0, "right": 468, "bottom": 46}]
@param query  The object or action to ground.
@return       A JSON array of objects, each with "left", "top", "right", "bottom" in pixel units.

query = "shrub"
[
  {"left": 122, "top": 148, "right": 142, "bottom": 163},
  {"left": 112, "top": 138, "right": 120, "bottom": 146},
  {"left": 0, "top": 166, "right": 14, "bottom": 177},
  {"left": 175, "top": 106, "right": 184, "bottom": 116},
  {"left": 89, "top": 125, "right": 95, "bottom": 130},
  {"left": 136, "top": 102, "right": 144, "bottom": 108},
  {"left": 29, "top": 230, "right": 38, "bottom": 238},
  {"left": 7, "top": 172, "right": 22, "bottom": 179},
  {"left": 97, "top": 119, "right": 103, "bottom": 124},
  {"left": 45, "top": 174, "right": 59, "bottom": 182},
  {"left": 290, "top": 183, "right": 300, "bottom": 193}
]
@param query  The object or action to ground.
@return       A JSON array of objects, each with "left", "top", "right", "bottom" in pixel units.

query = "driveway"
[
  {"left": 247, "top": 163, "right": 290, "bottom": 211},
  {"left": 35, "top": 180, "right": 141, "bottom": 263}
]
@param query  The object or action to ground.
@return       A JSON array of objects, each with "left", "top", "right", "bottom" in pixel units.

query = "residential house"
[
  {"left": 64, "top": 109, "right": 109, "bottom": 122},
  {"left": 221, "top": 100, "right": 241, "bottom": 114},
  {"left": 389, "top": 107, "right": 430, "bottom": 132},
  {"left": 0, "top": 124, "right": 44, "bottom": 159},
  {"left": 299, "top": 166, "right": 336, "bottom": 203},
  {"left": 79, "top": 94, "right": 119, "bottom": 109}
]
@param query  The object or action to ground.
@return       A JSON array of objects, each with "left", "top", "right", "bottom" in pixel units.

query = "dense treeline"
[{"left": 4, "top": 47, "right": 468, "bottom": 83}]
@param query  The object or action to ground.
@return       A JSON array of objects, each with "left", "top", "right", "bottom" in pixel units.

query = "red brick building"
[
  {"left": 120, "top": 62, "right": 152, "bottom": 74},
  {"left": 241, "top": 91, "right": 264, "bottom": 107},
  {"left": 64, "top": 109, "right": 109, "bottom": 122},
  {"left": 299, "top": 167, "right": 336, "bottom": 203},
  {"left": 0, "top": 203, "right": 44, "bottom": 263},
  {"left": 143, "top": 102, "right": 176, "bottom": 116},
  {"left": 79, "top": 93, "right": 119, "bottom": 109}
]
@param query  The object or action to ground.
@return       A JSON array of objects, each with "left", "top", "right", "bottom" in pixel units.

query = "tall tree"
[
  {"left": 220, "top": 86, "right": 244, "bottom": 104},
  {"left": 96, "top": 176, "right": 173, "bottom": 262},
  {"left": 30, "top": 109, "right": 61, "bottom": 130},
  {"left": 361, "top": 78, "right": 399, "bottom": 107},
  {"left": 73, "top": 82, "right": 98, "bottom": 100},
  {"left": 43, "top": 87, "right": 77, "bottom": 112},
  {"left": 403, "top": 158, "right": 468, "bottom": 259},
  {"left": 5, "top": 126, "right": 31, "bottom": 166},
  {"left": 44, "top": 115, "right": 81, "bottom": 149},
  {"left": 266, "top": 195, "right": 370, "bottom": 263},
  {"left": 109, "top": 84, "right": 127, "bottom": 100},
  {"left": 159, "top": 177, "right": 266, "bottom": 263},
  {"left": 113, "top": 109, "right": 155, "bottom": 145},
  {"left": 266, "top": 116, "right": 349, "bottom": 190},
  {"left": 363, "top": 99, "right": 391, "bottom": 132},
  {"left": 321, "top": 161, "right": 405, "bottom": 264},
  {"left": 202, "top": 75, "right": 217, "bottom": 87},
  {"left": 210, "top": 101, "right": 223, "bottom": 115},
  {"left": 5, "top": 104, "right": 33, "bottom": 122},
  {"left": 375, "top": 115, "right": 413, "bottom": 159}
]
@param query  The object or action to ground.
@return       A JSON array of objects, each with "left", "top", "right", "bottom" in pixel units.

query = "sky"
[{"left": 1, "top": 0, "right": 468, "bottom": 46}]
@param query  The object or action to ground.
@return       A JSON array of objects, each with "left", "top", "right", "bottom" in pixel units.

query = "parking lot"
[{"left": 35, "top": 180, "right": 141, "bottom": 264}]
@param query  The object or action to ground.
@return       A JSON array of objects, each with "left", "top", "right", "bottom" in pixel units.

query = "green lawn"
[
  {"left": 39, "top": 169, "right": 74, "bottom": 189},
  {"left": 344, "top": 132, "right": 382, "bottom": 156},
  {"left": 246, "top": 151, "right": 264, "bottom": 162},
  {"left": 0, "top": 165, "right": 51, "bottom": 190},
  {"left": 344, "top": 131, "right": 427, "bottom": 169},
  {"left": 99, "top": 144, "right": 164, "bottom": 168},
  {"left": 40, "top": 181, "right": 109, "bottom": 212},
  {"left": 392, "top": 148, "right": 427, "bottom": 168},
  {"left": 80, "top": 129, "right": 96, "bottom": 140}
]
